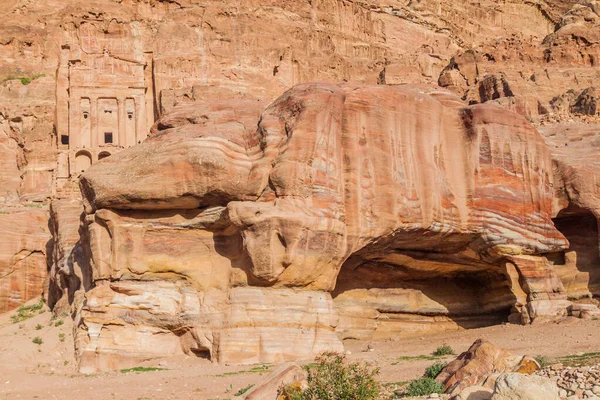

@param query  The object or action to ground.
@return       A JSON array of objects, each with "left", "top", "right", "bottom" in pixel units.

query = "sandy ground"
[{"left": 1, "top": 302, "right": 599, "bottom": 400}]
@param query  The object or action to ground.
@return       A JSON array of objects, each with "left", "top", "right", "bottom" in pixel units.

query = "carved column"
[
  {"left": 56, "top": 47, "right": 70, "bottom": 146},
  {"left": 118, "top": 97, "right": 126, "bottom": 147},
  {"left": 135, "top": 96, "right": 143, "bottom": 145},
  {"left": 90, "top": 96, "right": 98, "bottom": 149},
  {"left": 69, "top": 95, "right": 78, "bottom": 149}
]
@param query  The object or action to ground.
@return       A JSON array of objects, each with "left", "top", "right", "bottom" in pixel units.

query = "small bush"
[
  {"left": 235, "top": 384, "right": 254, "bottom": 396},
  {"left": 3, "top": 74, "right": 45, "bottom": 86},
  {"left": 424, "top": 362, "right": 446, "bottom": 379},
  {"left": 535, "top": 355, "right": 553, "bottom": 368},
  {"left": 279, "top": 352, "right": 380, "bottom": 400},
  {"left": 403, "top": 377, "right": 444, "bottom": 397},
  {"left": 11, "top": 298, "right": 45, "bottom": 323},
  {"left": 32, "top": 337, "right": 43, "bottom": 345},
  {"left": 54, "top": 319, "right": 64, "bottom": 327},
  {"left": 35, "top": 324, "right": 43, "bottom": 330},
  {"left": 432, "top": 344, "right": 455, "bottom": 357},
  {"left": 59, "top": 333, "right": 65, "bottom": 342},
  {"left": 279, "top": 382, "right": 304, "bottom": 400}
]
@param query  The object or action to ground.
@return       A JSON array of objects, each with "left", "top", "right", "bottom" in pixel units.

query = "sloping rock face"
[
  {"left": 0, "top": 78, "right": 56, "bottom": 312},
  {"left": 439, "top": 1, "right": 600, "bottom": 122},
  {"left": 77, "top": 83, "right": 568, "bottom": 371},
  {"left": 0, "top": 207, "right": 51, "bottom": 312},
  {"left": 539, "top": 122, "right": 600, "bottom": 302}
]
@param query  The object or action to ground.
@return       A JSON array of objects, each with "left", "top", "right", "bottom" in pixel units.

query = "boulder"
[
  {"left": 490, "top": 373, "right": 559, "bottom": 400},
  {"left": 570, "top": 303, "right": 600, "bottom": 319},
  {"left": 436, "top": 339, "right": 534, "bottom": 395},
  {"left": 527, "top": 300, "right": 572, "bottom": 321},
  {"left": 243, "top": 362, "right": 307, "bottom": 400},
  {"left": 454, "top": 386, "right": 494, "bottom": 400}
]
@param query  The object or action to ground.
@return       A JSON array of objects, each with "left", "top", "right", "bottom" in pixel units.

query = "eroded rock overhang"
[{"left": 76, "top": 83, "right": 571, "bottom": 372}]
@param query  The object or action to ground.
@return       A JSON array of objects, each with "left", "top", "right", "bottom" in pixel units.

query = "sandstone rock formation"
[
  {"left": 0, "top": 77, "right": 55, "bottom": 312},
  {"left": 437, "top": 339, "right": 541, "bottom": 395},
  {"left": 243, "top": 362, "right": 307, "bottom": 400},
  {"left": 0, "top": 0, "right": 599, "bottom": 375},
  {"left": 454, "top": 386, "right": 494, "bottom": 400},
  {"left": 0, "top": 206, "right": 51, "bottom": 312},
  {"left": 74, "top": 82, "right": 575, "bottom": 371},
  {"left": 491, "top": 373, "right": 560, "bottom": 400}
]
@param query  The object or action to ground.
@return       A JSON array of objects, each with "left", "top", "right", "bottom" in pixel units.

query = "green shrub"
[
  {"left": 279, "top": 352, "right": 380, "bottom": 400},
  {"left": 3, "top": 74, "right": 45, "bottom": 86},
  {"left": 35, "top": 324, "right": 43, "bottom": 330},
  {"left": 235, "top": 384, "right": 254, "bottom": 396},
  {"left": 534, "top": 355, "right": 550, "bottom": 368},
  {"left": 32, "top": 337, "right": 43, "bottom": 345},
  {"left": 403, "top": 377, "right": 444, "bottom": 397},
  {"left": 279, "top": 383, "right": 304, "bottom": 400},
  {"left": 432, "top": 344, "right": 455, "bottom": 356},
  {"left": 424, "top": 362, "right": 446, "bottom": 379},
  {"left": 54, "top": 319, "right": 64, "bottom": 327},
  {"left": 11, "top": 298, "right": 45, "bottom": 323},
  {"left": 59, "top": 333, "right": 65, "bottom": 342}
]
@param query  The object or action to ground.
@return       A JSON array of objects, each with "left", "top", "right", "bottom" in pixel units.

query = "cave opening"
[
  {"left": 190, "top": 347, "right": 211, "bottom": 360},
  {"left": 332, "top": 249, "right": 516, "bottom": 340},
  {"left": 551, "top": 205, "right": 600, "bottom": 298}
]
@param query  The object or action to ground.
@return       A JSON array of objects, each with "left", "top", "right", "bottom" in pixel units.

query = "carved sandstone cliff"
[
  {"left": 0, "top": 0, "right": 599, "bottom": 376},
  {"left": 0, "top": 0, "right": 597, "bottom": 315},
  {"left": 75, "top": 83, "right": 570, "bottom": 372}
]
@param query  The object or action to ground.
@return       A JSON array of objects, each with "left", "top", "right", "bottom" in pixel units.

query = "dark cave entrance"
[
  {"left": 551, "top": 205, "right": 600, "bottom": 298},
  {"left": 332, "top": 249, "right": 516, "bottom": 340}
]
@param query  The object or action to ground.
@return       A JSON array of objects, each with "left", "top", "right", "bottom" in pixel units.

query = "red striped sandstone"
[
  {"left": 0, "top": 207, "right": 51, "bottom": 312},
  {"left": 0, "top": 0, "right": 598, "bottom": 374},
  {"left": 77, "top": 83, "right": 571, "bottom": 371}
]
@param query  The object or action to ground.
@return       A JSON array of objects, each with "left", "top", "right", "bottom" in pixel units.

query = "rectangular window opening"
[
  {"left": 60, "top": 135, "right": 69, "bottom": 145},
  {"left": 104, "top": 132, "right": 113, "bottom": 144}
]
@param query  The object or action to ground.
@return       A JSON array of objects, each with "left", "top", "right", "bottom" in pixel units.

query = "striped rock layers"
[{"left": 75, "top": 83, "right": 571, "bottom": 372}]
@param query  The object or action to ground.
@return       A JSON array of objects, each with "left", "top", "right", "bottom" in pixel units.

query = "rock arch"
[
  {"left": 74, "top": 150, "right": 92, "bottom": 174},
  {"left": 551, "top": 205, "right": 600, "bottom": 298},
  {"left": 98, "top": 151, "right": 111, "bottom": 161}
]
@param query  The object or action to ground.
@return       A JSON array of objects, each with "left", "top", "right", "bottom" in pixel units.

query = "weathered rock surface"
[
  {"left": 243, "top": 362, "right": 307, "bottom": 400},
  {"left": 0, "top": 206, "right": 51, "bottom": 312},
  {"left": 0, "top": 76, "right": 55, "bottom": 311},
  {"left": 47, "top": 197, "right": 90, "bottom": 314},
  {"left": 437, "top": 339, "right": 529, "bottom": 395},
  {"left": 491, "top": 372, "right": 560, "bottom": 400},
  {"left": 0, "top": 0, "right": 599, "bottom": 376},
  {"left": 454, "top": 386, "right": 494, "bottom": 400},
  {"left": 74, "top": 83, "right": 574, "bottom": 371},
  {"left": 539, "top": 122, "right": 600, "bottom": 302}
]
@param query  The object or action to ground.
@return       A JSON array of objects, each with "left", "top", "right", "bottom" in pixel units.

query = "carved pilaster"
[
  {"left": 90, "top": 97, "right": 98, "bottom": 149},
  {"left": 118, "top": 97, "right": 126, "bottom": 147}
]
